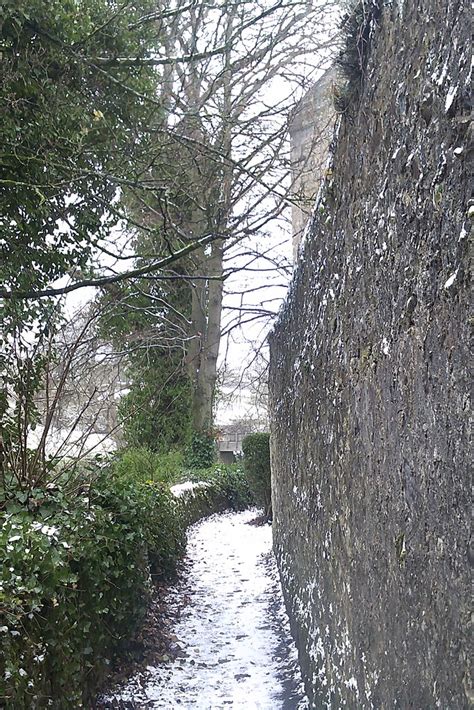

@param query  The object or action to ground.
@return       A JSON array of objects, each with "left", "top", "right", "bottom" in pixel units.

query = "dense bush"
[
  {"left": 209, "top": 465, "right": 254, "bottom": 512},
  {"left": 114, "top": 447, "right": 184, "bottom": 485},
  {"left": 0, "top": 467, "right": 185, "bottom": 707},
  {"left": 92, "top": 468, "right": 186, "bottom": 579},
  {"left": 242, "top": 433, "right": 272, "bottom": 519},
  {"left": 0, "top": 454, "right": 254, "bottom": 706},
  {"left": 176, "top": 464, "right": 254, "bottom": 526},
  {"left": 116, "top": 358, "right": 192, "bottom": 455},
  {"left": 184, "top": 431, "right": 217, "bottom": 470}
]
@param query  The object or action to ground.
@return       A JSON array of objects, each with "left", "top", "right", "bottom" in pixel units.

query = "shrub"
[
  {"left": 0, "top": 467, "right": 185, "bottom": 707},
  {"left": 114, "top": 447, "right": 184, "bottom": 485},
  {"left": 117, "top": 372, "right": 191, "bottom": 455},
  {"left": 242, "top": 433, "right": 272, "bottom": 519},
  {"left": 175, "top": 464, "right": 254, "bottom": 526},
  {"left": 0, "top": 455, "right": 252, "bottom": 706},
  {"left": 154, "top": 450, "right": 185, "bottom": 484},
  {"left": 91, "top": 468, "right": 186, "bottom": 579},
  {"left": 184, "top": 431, "right": 217, "bottom": 470},
  {"left": 210, "top": 465, "right": 254, "bottom": 512},
  {"left": 114, "top": 446, "right": 160, "bottom": 482},
  {"left": 333, "top": 0, "right": 383, "bottom": 112}
]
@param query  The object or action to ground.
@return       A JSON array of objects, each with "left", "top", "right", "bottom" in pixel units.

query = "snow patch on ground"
[{"left": 103, "top": 510, "right": 308, "bottom": 709}]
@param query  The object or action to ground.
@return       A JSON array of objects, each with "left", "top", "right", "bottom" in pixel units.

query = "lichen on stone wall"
[{"left": 269, "top": 0, "right": 471, "bottom": 708}]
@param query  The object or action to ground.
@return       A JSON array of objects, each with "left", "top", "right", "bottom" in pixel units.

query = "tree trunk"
[{"left": 191, "top": 239, "right": 224, "bottom": 432}]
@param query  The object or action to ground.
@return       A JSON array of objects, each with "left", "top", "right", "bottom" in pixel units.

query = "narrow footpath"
[{"left": 102, "top": 510, "right": 308, "bottom": 709}]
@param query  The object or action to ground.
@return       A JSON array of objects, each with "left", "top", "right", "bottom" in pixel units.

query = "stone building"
[
  {"left": 216, "top": 429, "right": 245, "bottom": 464},
  {"left": 289, "top": 66, "right": 336, "bottom": 259}
]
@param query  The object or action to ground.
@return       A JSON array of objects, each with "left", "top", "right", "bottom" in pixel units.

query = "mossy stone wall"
[{"left": 269, "top": 1, "right": 471, "bottom": 706}]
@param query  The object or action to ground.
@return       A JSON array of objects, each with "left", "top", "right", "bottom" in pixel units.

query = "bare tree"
[
  {"left": 121, "top": 0, "right": 338, "bottom": 433},
  {"left": 0, "top": 304, "right": 120, "bottom": 491},
  {"left": 1, "top": 0, "right": 339, "bottom": 449},
  {"left": 35, "top": 310, "right": 127, "bottom": 451}
]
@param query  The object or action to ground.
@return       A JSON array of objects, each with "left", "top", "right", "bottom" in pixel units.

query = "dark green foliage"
[
  {"left": 212, "top": 465, "right": 254, "bottom": 512},
  {"left": 333, "top": 0, "right": 383, "bottom": 113},
  {"left": 177, "top": 464, "right": 254, "bottom": 526},
  {"left": 98, "top": 264, "right": 193, "bottom": 455},
  {"left": 0, "top": 466, "right": 185, "bottom": 706},
  {"left": 92, "top": 467, "right": 186, "bottom": 580},
  {"left": 242, "top": 433, "right": 272, "bottom": 518},
  {"left": 184, "top": 431, "right": 217, "bottom": 470},
  {"left": 0, "top": 454, "right": 253, "bottom": 706},
  {"left": 0, "top": 348, "right": 51, "bottom": 490},
  {"left": 0, "top": 0, "right": 158, "bottom": 328},
  {"left": 118, "top": 360, "right": 192, "bottom": 454}
]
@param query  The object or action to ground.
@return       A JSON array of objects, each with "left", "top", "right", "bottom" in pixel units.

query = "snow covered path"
[{"left": 104, "top": 510, "right": 308, "bottom": 709}]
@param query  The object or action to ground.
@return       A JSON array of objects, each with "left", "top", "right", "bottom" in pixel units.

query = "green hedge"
[
  {"left": 242, "top": 433, "right": 272, "bottom": 519},
  {"left": 184, "top": 431, "right": 217, "bottom": 470},
  {"left": 177, "top": 464, "right": 254, "bottom": 526},
  {"left": 0, "top": 469, "right": 185, "bottom": 708},
  {"left": 0, "top": 458, "right": 253, "bottom": 707}
]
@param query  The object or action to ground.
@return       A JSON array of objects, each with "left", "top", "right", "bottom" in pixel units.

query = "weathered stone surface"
[
  {"left": 289, "top": 66, "right": 336, "bottom": 259},
  {"left": 269, "top": 1, "right": 471, "bottom": 708}
]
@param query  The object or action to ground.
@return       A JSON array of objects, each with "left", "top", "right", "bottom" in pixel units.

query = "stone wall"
[{"left": 269, "top": 1, "right": 471, "bottom": 708}]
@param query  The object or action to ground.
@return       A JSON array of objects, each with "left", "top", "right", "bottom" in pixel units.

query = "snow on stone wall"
[{"left": 269, "top": 0, "right": 471, "bottom": 707}]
